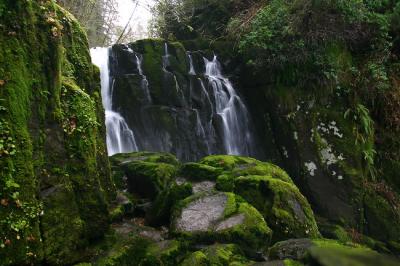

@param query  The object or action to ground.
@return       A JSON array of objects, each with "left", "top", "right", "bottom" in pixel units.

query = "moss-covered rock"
[
  {"left": 146, "top": 182, "right": 193, "bottom": 226},
  {"left": 234, "top": 175, "right": 320, "bottom": 241},
  {"left": 200, "top": 155, "right": 293, "bottom": 184},
  {"left": 96, "top": 237, "right": 183, "bottom": 266},
  {"left": 111, "top": 153, "right": 179, "bottom": 200},
  {"left": 363, "top": 187, "right": 400, "bottom": 243},
  {"left": 180, "top": 162, "right": 223, "bottom": 181},
  {"left": 180, "top": 244, "right": 251, "bottom": 266},
  {"left": 307, "top": 243, "right": 400, "bottom": 266},
  {"left": 268, "top": 238, "right": 400, "bottom": 265},
  {"left": 0, "top": 1, "right": 113, "bottom": 265},
  {"left": 171, "top": 192, "right": 272, "bottom": 257},
  {"left": 196, "top": 155, "right": 319, "bottom": 242}
]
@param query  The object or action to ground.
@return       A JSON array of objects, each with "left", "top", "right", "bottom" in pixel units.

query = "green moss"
[
  {"left": 0, "top": 1, "right": 113, "bottom": 264},
  {"left": 122, "top": 161, "right": 178, "bottom": 200},
  {"left": 234, "top": 175, "right": 320, "bottom": 241},
  {"left": 180, "top": 251, "right": 208, "bottom": 266},
  {"left": 216, "top": 173, "right": 236, "bottom": 191},
  {"left": 232, "top": 162, "right": 294, "bottom": 184},
  {"left": 307, "top": 244, "right": 399, "bottom": 266},
  {"left": 181, "top": 244, "right": 251, "bottom": 266},
  {"left": 363, "top": 188, "right": 400, "bottom": 243},
  {"left": 109, "top": 205, "right": 124, "bottom": 223},
  {"left": 200, "top": 155, "right": 259, "bottom": 171},
  {"left": 180, "top": 163, "right": 223, "bottom": 181},
  {"left": 110, "top": 151, "right": 179, "bottom": 166},
  {"left": 95, "top": 235, "right": 185, "bottom": 266},
  {"left": 146, "top": 182, "right": 192, "bottom": 226},
  {"left": 41, "top": 185, "right": 87, "bottom": 265},
  {"left": 284, "top": 259, "right": 304, "bottom": 266},
  {"left": 217, "top": 201, "right": 272, "bottom": 255}
]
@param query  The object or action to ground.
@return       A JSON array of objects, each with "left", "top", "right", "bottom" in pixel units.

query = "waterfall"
[
  {"left": 204, "top": 55, "right": 256, "bottom": 156},
  {"left": 134, "top": 52, "right": 152, "bottom": 103},
  {"left": 90, "top": 47, "right": 138, "bottom": 156},
  {"left": 188, "top": 52, "right": 196, "bottom": 75},
  {"left": 93, "top": 42, "right": 261, "bottom": 161}
]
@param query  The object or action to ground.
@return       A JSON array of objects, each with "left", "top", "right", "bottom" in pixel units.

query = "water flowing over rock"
[
  {"left": 91, "top": 47, "right": 138, "bottom": 155},
  {"left": 204, "top": 55, "right": 257, "bottom": 156},
  {"left": 101, "top": 39, "right": 262, "bottom": 161}
]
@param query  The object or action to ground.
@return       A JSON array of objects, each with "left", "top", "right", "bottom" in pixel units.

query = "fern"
[{"left": 345, "top": 104, "right": 376, "bottom": 181}]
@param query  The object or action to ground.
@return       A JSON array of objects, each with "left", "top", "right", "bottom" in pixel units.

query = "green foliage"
[
  {"left": 150, "top": 0, "right": 234, "bottom": 40},
  {"left": 345, "top": 104, "right": 376, "bottom": 180},
  {"left": 238, "top": 0, "right": 392, "bottom": 88}
]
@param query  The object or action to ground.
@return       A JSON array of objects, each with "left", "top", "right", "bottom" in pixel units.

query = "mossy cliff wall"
[
  {"left": 0, "top": 1, "right": 115, "bottom": 265},
  {"left": 239, "top": 43, "right": 400, "bottom": 246}
]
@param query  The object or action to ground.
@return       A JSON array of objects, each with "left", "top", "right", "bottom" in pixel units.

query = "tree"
[{"left": 57, "top": 0, "right": 119, "bottom": 46}]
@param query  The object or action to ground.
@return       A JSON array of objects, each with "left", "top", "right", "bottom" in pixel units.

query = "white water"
[
  {"left": 162, "top": 43, "right": 170, "bottom": 71},
  {"left": 188, "top": 52, "right": 196, "bottom": 75},
  {"left": 90, "top": 47, "right": 138, "bottom": 156},
  {"left": 134, "top": 53, "right": 153, "bottom": 103},
  {"left": 203, "top": 55, "right": 255, "bottom": 156}
]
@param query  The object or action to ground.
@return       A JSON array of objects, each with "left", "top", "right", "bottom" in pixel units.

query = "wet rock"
[
  {"left": 171, "top": 192, "right": 272, "bottom": 255},
  {"left": 200, "top": 156, "right": 319, "bottom": 241},
  {"left": 268, "top": 239, "right": 313, "bottom": 260},
  {"left": 174, "top": 193, "right": 227, "bottom": 232},
  {"left": 180, "top": 244, "right": 251, "bottom": 266},
  {"left": 192, "top": 181, "right": 216, "bottom": 193}
]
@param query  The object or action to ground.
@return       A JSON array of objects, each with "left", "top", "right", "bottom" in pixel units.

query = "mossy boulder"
[
  {"left": 92, "top": 226, "right": 184, "bottom": 266},
  {"left": 180, "top": 162, "right": 223, "bottom": 181},
  {"left": 307, "top": 243, "right": 400, "bottom": 266},
  {"left": 97, "top": 237, "right": 183, "bottom": 266},
  {"left": 234, "top": 175, "right": 320, "bottom": 241},
  {"left": 200, "top": 155, "right": 293, "bottom": 184},
  {"left": 171, "top": 192, "right": 272, "bottom": 257},
  {"left": 180, "top": 244, "right": 251, "bottom": 266},
  {"left": 146, "top": 182, "right": 193, "bottom": 226},
  {"left": 110, "top": 152, "right": 179, "bottom": 200},
  {"left": 197, "top": 155, "right": 319, "bottom": 242},
  {"left": 268, "top": 238, "right": 400, "bottom": 265}
]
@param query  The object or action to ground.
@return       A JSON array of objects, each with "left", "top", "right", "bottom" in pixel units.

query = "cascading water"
[
  {"left": 90, "top": 47, "right": 138, "bottom": 156},
  {"left": 204, "top": 55, "right": 256, "bottom": 156},
  {"left": 135, "top": 54, "right": 153, "bottom": 103},
  {"left": 94, "top": 42, "right": 261, "bottom": 161},
  {"left": 188, "top": 52, "right": 196, "bottom": 75}
]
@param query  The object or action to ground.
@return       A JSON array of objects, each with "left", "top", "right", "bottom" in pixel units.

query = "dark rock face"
[
  {"left": 108, "top": 40, "right": 263, "bottom": 161},
  {"left": 239, "top": 45, "right": 400, "bottom": 245}
]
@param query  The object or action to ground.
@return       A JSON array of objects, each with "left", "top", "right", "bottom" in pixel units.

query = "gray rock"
[
  {"left": 192, "top": 181, "right": 216, "bottom": 193},
  {"left": 216, "top": 213, "right": 245, "bottom": 231},
  {"left": 175, "top": 193, "right": 227, "bottom": 231},
  {"left": 268, "top": 238, "right": 313, "bottom": 260}
]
